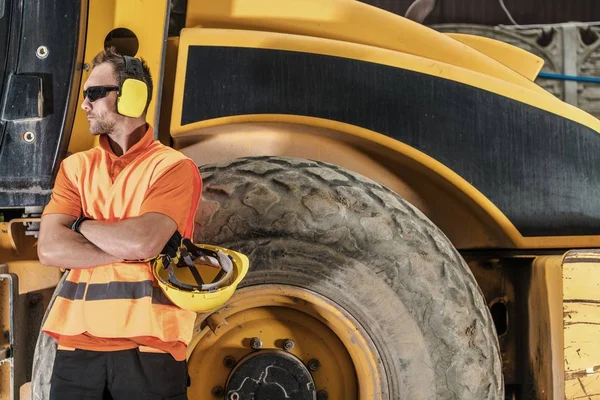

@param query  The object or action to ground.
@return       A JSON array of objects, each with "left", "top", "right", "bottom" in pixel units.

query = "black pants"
[{"left": 50, "top": 349, "right": 188, "bottom": 400}]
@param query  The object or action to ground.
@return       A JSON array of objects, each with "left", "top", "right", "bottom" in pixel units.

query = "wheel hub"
[
  {"left": 226, "top": 350, "right": 316, "bottom": 399},
  {"left": 188, "top": 285, "right": 383, "bottom": 399}
]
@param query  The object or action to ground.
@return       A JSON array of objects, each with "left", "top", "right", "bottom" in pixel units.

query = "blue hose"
[{"left": 537, "top": 72, "right": 600, "bottom": 83}]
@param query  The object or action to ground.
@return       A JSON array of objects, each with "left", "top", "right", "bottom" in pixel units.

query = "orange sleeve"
[
  {"left": 42, "top": 161, "right": 82, "bottom": 217},
  {"left": 140, "top": 159, "right": 202, "bottom": 237}
]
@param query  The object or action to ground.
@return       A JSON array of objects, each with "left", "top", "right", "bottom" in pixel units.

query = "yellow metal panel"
[
  {"left": 564, "top": 266, "right": 600, "bottom": 303},
  {"left": 170, "top": 29, "right": 600, "bottom": 249},
  {"left": 0, "top": 277, "right": 9, "bottom": 352},
  {"left": 565, "top": 324, "right": 600, "bottom": 373},
  {"left": 0, "top": 362, "right": 10, "bottom": 400},
  {"left": 67, "top": 0, "right": 116, "bottom": 154},
  {"left": 185, "top": 0, "right": 554, "bottom": 98},
  {"left": 565, "top": 374, "right": 600, "bottom": 399},
  {"left": 68, "top": 0, "right": 169, "bottom": 154},
  {"left": 19, "top": 382, "right": 32, "bottom": 400},
  {"left": 529, "top": 256, "right": 564, "bottom": 399},
  {"left": 113, "top": 0, "right": 169, "bottom": 129},
  {"left": 172, "top": 119, "right": 600, "bottom": 250},
  {"left": 171, "top": 28, "right": 600, "bottom": 136},
  {"left": 171, "top": 121, "right": 521, "bottom": 249},
  {"left": 565, "top": 303, "right": 600, "bottom": 325},
  {"left": 445, "top": 33, "right": 544, "bottom": 81},
  {"left": 176, "top": 122, "right": 516, "bottom": 249},
  {"left": 563, "top": 251, "right": 600, "bottom": 399},
  {"left": 522, "top": 236, "right": 600, "bottom": 251},
  {"left": 0, "top": 222, "right": 61, "bottom": 294}
]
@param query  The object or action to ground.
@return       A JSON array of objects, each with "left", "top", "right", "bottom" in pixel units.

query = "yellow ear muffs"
[
  {"left": 117, "top": 78, "right": 148, "bottom": 118},
  {"left": 117, "top": 55, "right": 149, "bottom": 118}
]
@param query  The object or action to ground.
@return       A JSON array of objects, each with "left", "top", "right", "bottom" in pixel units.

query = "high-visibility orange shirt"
[{"left": 41, "top": 125, "right": 202, "bottom": 361}]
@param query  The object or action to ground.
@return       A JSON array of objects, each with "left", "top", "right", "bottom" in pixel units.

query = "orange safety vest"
[{"left": 42, "top": 126, "right": 201, "bottom": 361}]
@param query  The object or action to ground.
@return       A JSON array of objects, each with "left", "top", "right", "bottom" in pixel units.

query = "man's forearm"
[
  {"left": 78, "top": 216, "right": 167, "bottom": 260},
  {"left": 38, "top": 225, "right": 121, "bottom": 269}
]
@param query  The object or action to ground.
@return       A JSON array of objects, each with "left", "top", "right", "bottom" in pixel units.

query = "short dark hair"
[{"left": 92, "top": 47, "right": 153, "bottom": 114}]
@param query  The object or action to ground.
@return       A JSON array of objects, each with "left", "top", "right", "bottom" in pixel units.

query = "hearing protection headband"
[
  {"left": 153, "top": 238, "right": 235, "bottom": 292},
  {"left": 123, "top": 55, "right": 143, "bottom": 76}
]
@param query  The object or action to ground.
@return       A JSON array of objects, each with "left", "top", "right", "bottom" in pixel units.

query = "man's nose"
[{"left": 81, "top": 96, "right": 91, "bottom": 112}]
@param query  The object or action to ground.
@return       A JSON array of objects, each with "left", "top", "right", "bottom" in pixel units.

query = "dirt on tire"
[{"left": 196, "top": 156, "right": 503, "bottom": 399}]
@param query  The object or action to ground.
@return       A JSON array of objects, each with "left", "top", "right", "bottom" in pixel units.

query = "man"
[{"left": 37, "top": 47, "right": 201, "bottom": 399}]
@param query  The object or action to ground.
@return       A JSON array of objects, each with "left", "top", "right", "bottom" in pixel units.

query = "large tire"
[
  {"left": 31, "top": 274, "right": 65, "bottom": 400},
  {"left": 195, "top": 156, "right": 503, "bottom": 399}
]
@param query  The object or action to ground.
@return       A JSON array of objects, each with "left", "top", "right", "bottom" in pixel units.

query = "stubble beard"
[{"left": 89, "top": 113, "right": 117, "bottom": 135}]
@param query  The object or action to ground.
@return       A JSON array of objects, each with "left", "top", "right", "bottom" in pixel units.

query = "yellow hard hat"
[{"left": 152, "top": 239, "right": 249, "bottom": 312}]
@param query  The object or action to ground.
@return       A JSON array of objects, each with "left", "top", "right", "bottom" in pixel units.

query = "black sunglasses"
[{"left": 83, "top": 86, "right": 119, "bottom": 102}]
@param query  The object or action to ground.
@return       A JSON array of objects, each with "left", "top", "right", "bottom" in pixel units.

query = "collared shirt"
[
  {"left": 45, "top": 125, "right": 201, "bottom": 232},
  {"left": 42, "top": 125, "right": 202, "bottom": 360}
]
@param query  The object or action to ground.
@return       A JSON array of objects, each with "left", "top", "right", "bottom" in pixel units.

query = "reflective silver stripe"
[
  {"left": 58, "top": 281, "right": 86, "bottom": 300},
  {"left": 85, "top": 280, "right": 153, "bottom": 300},
  {"left": 83, "top": 280, "right": 176, "bottom": 306},
  {"left": 151, "top": 286, "right": 176, "bottom": 307}
]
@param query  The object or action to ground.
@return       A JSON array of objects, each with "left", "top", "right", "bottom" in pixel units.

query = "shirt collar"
[{"left": 99, "top": 125, "right": 154, "bottom": 161}]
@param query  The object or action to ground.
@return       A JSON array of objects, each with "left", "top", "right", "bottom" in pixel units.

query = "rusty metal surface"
[
  {"left": 464, "top": 257, "right": 526, "bottom": 390},
  {"left": 0, "top": 362, "right": 11, "bottom": 400}
]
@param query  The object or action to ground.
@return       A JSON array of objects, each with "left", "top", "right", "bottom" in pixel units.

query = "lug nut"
[
  {"left": 250, "top": 337, "right": 262, "bottom": 350},
  {"left": 211, "top": 386, "right": 224, "bottom": 398},
  {"left": 282, "top": 339, "right": 295, "bottom": 351},
  {"left": 317, "top": 390, "right": 328, "bottom": 400},
  {"left": 223, "top": 356, "right": 236, "bottom": 368},
  {"left": 308, "top": 359, "right": 320, "bottom": 371}
]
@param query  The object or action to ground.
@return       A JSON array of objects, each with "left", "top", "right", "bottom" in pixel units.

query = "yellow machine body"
[{"left": 2, "top": 0, "right": 600, "bottom": 399}]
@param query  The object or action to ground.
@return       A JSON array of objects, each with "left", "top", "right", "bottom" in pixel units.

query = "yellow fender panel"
[
  {"left": 445, "top": 33, "right": 545, "bottom": 81},
  {"left": 186, "top": 0, "right": 552, "bottom": 97},
  {"left": 171, "top": 28, "right": 600, "bottom": 135},
  {"left": 170, "top": 29, "right": 600, "bottom": 249}
]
